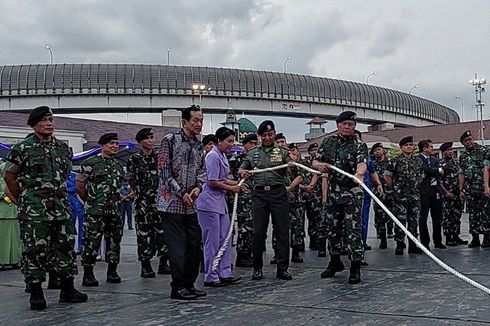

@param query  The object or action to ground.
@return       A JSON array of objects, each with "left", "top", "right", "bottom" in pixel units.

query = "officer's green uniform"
[
  {"left": 440, "top": 156, "right": 463, "bottom": 236},
  {"left": 80, "top": 154, "right": 124, "bottom": 267}
]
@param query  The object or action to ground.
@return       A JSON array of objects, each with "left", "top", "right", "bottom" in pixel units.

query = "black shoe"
[
  {"left": 106, "top": 263, "right": 122, "bottom": 283},
  {"left": 482, "top": 235, "right": 490, "bottom": 248},
  {"left": 320, "top": 255, "right": 345, "bottom": 278},
  {"left": 187, "top": 287, "right": 206, "bottom": 297},
  {"left": 468, "top": 234, "right": 481, "bottom": 248},
  {"left": 318, "top": 238, "right": 327, "bottom": 257},
  {"left": 270, "top": 256, "right": 278, "bottom": 265},
  {"left": 25, "top": 283, "right": 31, "bottom": 293},
  {"left": 171, "top": 288, "right": 197, "bottom": 300},
  {"left": 29, "top": 282, "right": 47, "bottom": 310},
  {"left": 59, "top": 277, "right": 88, "bottom": 303},
  {"left": 309, "top": 236, "right": 319, "bottom": 250},
  {"left": 387, "top": 232, "right": 394, "bottom": 239},
  {"left": 454, "top": 235, "right": 468, "bottom": 245},
  {"left": 395, "top": 241, "right": 405, "bottom": 255},
  {"left": 348, "top": 261, "right": 361, "bottom": 284},
  {"left": 276, "top": 270, "right": 292, "bottom": 280},
  {"left": 220, "top": 276, "right": 242, "bottom": 285},
  {"left": 291, "top": 248, "right": 304, "bottom": 263},
  {"left": 235, "top": 255, "right": 253, "bottom": 268},
  {"left": 252, "top": 268, "right": 263, "bottom": 280},
  {"left": 141, "top": 260, "right": 156, "bottom": 278},
  {"left": 203, "top": 281, "right": 226, "bottom": 287},
  {"left": 446, "top": 234, "right": 457, "bottom": 246},
  {"left": 360, "top": 260, "right": 369, "bottom": 267},
  {"left": 434, "top": 243, "right": 447, "bottom": 249},
  {"left": 379, "top": 234, "right": 388, "bottom": 249},
  {"left": 364, "top": 244, "right": 372, "bottom": 251},
  {"left": 408, "top": 241, "right": 423, "bottom": 254},
  {"left": 158, "top": 256, "right": 171, "bottom": 275},
  {"left": 82, "top": 266, "right": 99, "bottom": 287},
  {"left": 47, "top": 273, "right": 61, "bottom": 289}
]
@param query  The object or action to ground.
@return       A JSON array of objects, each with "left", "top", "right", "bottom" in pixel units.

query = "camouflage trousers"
[
  {"left": 82, "top": 214, "right": 123, "bottom": 266},
  {"left": 323, "top": 189, "right": 364, "bottom": 261},
  {"left": 442, "top": 196, "right": 463, "bottom": 235},
  {"left": 305, "top": 195, "right": 322, "bottom": 239},
  {"left": 393, "top": 198, "right": 420, "bottom": 243},
  {"left": 373, "top": 196, "right": 394, "bottom": 235},
  {"left": 236, "top": 194, "right": 254, "bottom": 256},
  {"left": 290, "top": 202, "right": 305, "bottom": 247},
  {"left": 135, "top": 207, "right": 167, "bottom": 261},
  {"left": 19, "top": 219, "right": 77, "bottom": 284},
  {"left": 467, "top": 193, "right": 490, "bottom": 235}
]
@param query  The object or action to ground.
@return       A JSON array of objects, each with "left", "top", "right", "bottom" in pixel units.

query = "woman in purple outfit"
[{"left": 196, "top": 127, "right": 243, "bottom": 287}]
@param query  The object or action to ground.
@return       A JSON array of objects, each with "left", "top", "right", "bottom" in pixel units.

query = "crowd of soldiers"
[{"left": 3, "top": 104, "right": 489, "bottom": 310}]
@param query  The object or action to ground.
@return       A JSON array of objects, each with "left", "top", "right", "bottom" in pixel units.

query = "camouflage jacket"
[
  {"left": 302, "top": 156, "right": 321, "bottom": 200},
  {"left": 459, "top": 144, "right": 488, "bottom": 195},
  {"left": 80, "top": 154, "right": 124, "bottom": 216},
  {"left": 373, "top": 157, "right": 392, "bottom": 196},
  {"left": 127, "top": 150, "right": 158, "bottom": 210},
  {"left": 440, "top": 157, "right": 460, "bottom": 195},
  {"left": 384, "top": 154, "right": 422, "bottom": 201},
  {"left": 5, "top": 134, "right": 72, "bottom": 221},
  {"left": 230, "top": 153, "right": 254, "bottom": 203},
  {"left": 286, "top": 156, "right": 305, "bottom": 204}
]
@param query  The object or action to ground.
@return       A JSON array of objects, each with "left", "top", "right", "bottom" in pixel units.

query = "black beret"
[
  {"left": 257, "top": 120, "right": 275, "bottom": 135},
  {"left": 241, "top": 133, "right": 257, "bottom": 145},
  {"left": 460, "top": 130, "right": 472, "bottom": 143},
  {"left": 439, "top": 142, "right": 453, "bottom": 152},
  {"left": 370, "top": 142, "right": 384, "bottom": 154},
  {"left": 274, "top": 132, "right": 285, "bottom": 141},
  {"left": 27, "top": 106, "right": 53, "bottom": 127},
  {"left": 98, "top": 133, "right": 118, "bottom": 145},
  {"left": 135, "top": 128, "right": 153, "bottom": 142},
  {"left": 399, "top": 136, "right": 413, "bottom": 147},
  {"left": 288, "top": 143, "right": 297, "bottom": 149},
  {"left": 336, "top": 111, "right": 357, "bottom": 124},
  {"left": 308, "top": 143, "right": 319, "bottom": 151},
  {"left": 202, "top": 134, "right": 216, "bottom": 145}
]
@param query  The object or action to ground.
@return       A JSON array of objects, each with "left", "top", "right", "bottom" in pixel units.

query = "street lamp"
[
  {"left": 469, "top": 74, "right": 487, "bottom": 146},
  {"left": 192, "top": 83, "right": 206, "bottom": 105},
  {"left": 454, "top": 96, "right": 465, "bottom": 122},
  {"left": 166, "top": 48, "right": 170, "bottom": 65},
  {"left": 408, "top": 84, "right": 419, "bottom": 95},
  {"left": 283, "top": 56, "right": 292, "bottom": 73},
  {"left": 45, "top": 44, "right": 53, "bottom": 64},
  {"left": 366, "top": 71, "right": 377, "bottom": 84}
]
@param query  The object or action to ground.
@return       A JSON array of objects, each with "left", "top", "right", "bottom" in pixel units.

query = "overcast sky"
[{"left": 1, "top": 0, "right": 489, "bottom": 141}]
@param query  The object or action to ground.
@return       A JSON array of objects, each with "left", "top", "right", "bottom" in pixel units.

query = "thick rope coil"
[{"left": 211, "top": 161, "right": 490, "bottom": 295}]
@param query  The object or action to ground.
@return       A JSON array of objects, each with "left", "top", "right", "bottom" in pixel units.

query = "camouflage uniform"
[
  {"left": 373, "top": 157, "right": 394, "bottom": 236},
  {"left": 460, "top": 144, "right": 489, "bottom": 235},
  {"left": 304, "top": 157, "right": 322, "bottom": 243},
  {"left": 127, "top": 150, "right": 167, "bottom": 262},
  {"left": 318, "top": 134, "right": 367, "bottom": 262},
  {"left": 5, "top": 134, "right": 76, "bottom": 284},
  {"left": 384, "top": 154, "right": 422, "bottom": 243},
  {"left": 288, "top": 162, "right": 306, "bottom": 248},
  {"left": 80, "top": 154, "right": 124, "bottom": 267},
  {"left": 440, "top": 157, "right": 463, "bottom": 235}
]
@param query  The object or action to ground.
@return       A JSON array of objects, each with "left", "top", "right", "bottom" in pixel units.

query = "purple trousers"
[{"left": 197, "top": 210, "right": 233, "bottom": 283}]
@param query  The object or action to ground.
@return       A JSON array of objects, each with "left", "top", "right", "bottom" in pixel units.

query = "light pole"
[
  {"left": 45, "top": 44, "right": 53, "bottom": 64},
  {"left": 366, "top": 71, "right": 377, "bottom": 84},
  {"left": 408, "top": 84, "right": 419, "bottom": 95},
  {"left": 166, "top": 48, "right": 170, "bottom": 65},
  {"left": 470, "top": 74, "right": 487, "bottom": 146},
  {"left": 192, "top": 83, "right": 206, "bottom": 105},
  {"left": 454, "top": 96, "right": 465, "bottom": 122},
  {"left": 283, "top": 56, "right": 292, "bottom": 73}
]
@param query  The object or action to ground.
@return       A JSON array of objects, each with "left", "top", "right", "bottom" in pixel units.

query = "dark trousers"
[
  {"left": 252, "top": 186, "right": 289, "bottom": 271},
  {"left": 121, "top": 201, "right": 133, "bottom": 229},
  {"left": 419, "top": 187, "right": 443, "bottom": 246},
  {"left": 160, "top": 212, "right": 201, "bottom": 291}
]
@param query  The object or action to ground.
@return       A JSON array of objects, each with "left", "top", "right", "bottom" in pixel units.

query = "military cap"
[
  {"left": 257, "top": 120, "right": 275, "bottom": 135},
  {"left": 274, "top": 132, "right": 286, "bottom": 141},
  {"left": 308, "top": 143, "right": 319, "bottom": 151},
  {"left": 288, "top": 143, "right": 297, "bottom": 149},
  {"left": 336, "top": 111, "right": 357, "bottom": 124},
  {"left": 460, "top": 130, "right": 472, "bottom": 143},
  {"left": 241, "top": 133, "right": 257, "bottom": 145},
  {"left": 27, "top": 106, "right": 53, "bottom": 127},
  {"left": 370, "top": 142, "right": 384, "bottom": 154},
  {"left": 135, "top": 128, "right": 153, "bottom": 142},
  {"left": 399, "top": 136, "right": 414, "bottom": 147},
  {"left": 439, "top": 142, "right": 453, "bottom": 152},
  {"left": 98, "top": 133, "right": 118, "bottom": 145}
]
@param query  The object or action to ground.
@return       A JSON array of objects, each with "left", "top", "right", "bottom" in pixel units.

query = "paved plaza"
[{"left": 2, "top": 215, "right": 490, "bottom": 325}]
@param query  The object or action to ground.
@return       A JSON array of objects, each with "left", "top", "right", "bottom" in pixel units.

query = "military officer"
[
  {"left": 127, "top": 128, "right": 170, "bottom": 278},
  {"left": 3, "top": 106, "right": 87, "bottom": 310},
  {"left": 78, "top": 133, "right": 125, "bottom": 286},
  {"left": 303, "top": 143, "right": 322, "bottom": 251}
]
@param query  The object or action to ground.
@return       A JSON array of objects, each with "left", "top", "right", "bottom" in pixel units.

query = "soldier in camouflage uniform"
[
  {"left": 439, "top": 142, "right": 468, "bottom": 246},
  {"left": 459, "top": 130, "right": 490, "bottom": 247},
  {"left": 127, "top": 128, "right": 170, "bottom": 278},
  {"left": 312, "top": 111, "right": 367, "bottom": 284},
  {"left": 303, "top": 143, "right": 322, "bottom": 251},
  {"left": 3, "top": 106, "right": 87, "bottom": 310},
  {"left": 78, "top": 133, "right": 125, "bottom": 286},
  {"left": 384, "top": 136, "right": 424, "bottom": 255}
]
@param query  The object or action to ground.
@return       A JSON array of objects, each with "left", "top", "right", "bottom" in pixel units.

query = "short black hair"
[
  {"left": 215, "top": 127, "right": 235, "bottom": 142},
  {"left": 202, "top": 134, "right": 216, "bottom": 145},
  {"left": 274, "top": 133, "right": 286, "bottom": 141},
  {"left": 354, "top": 130, "right": 362, "bottom": 140},
  {"left": 418, "top": 139, "right": 432, "bottom": 152},
  {"left": 182, "top": 104, "right": 201, "bottom": 121}
]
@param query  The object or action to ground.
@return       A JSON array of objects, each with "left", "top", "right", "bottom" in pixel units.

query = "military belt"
[{"left": 255, "top": 184, "right": 284, "bottom": 191}]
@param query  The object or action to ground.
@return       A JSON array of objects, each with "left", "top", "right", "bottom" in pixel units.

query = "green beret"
[
  {"left": 135, "top": 128, "right": 153, "bottom": 142},
  {"left": 399, "top": 136, "right": 413, "bottom": 147},
  {"left": 336, "top": 111, "right": 357, "bottom": 124},
  {"left": 27, "top": 106, "right": 53, "bottom": 127},
  {"left": 257, "top": 120, "right": 275, "bottom": 135},
  {"left": 460, "top": 131, "right": 472, "bottom": 143},
  {"left": 98, "top": 133, "right": 118, "bottom": 145},
  {"left": 439, "top": 142, "right": 453, "bottom": 152}
]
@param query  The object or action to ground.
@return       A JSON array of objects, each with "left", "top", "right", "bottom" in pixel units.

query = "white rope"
[{"left": 211, "top": 161, "right": 490, "bottom": 295}]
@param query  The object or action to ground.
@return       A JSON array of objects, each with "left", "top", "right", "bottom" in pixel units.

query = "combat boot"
[
  {"left": 59, "top": 277, "right": 88, "bottom": 303},
  {"left": 29, "top": 282, "right": 47, "bottom": 310},
  {"left": 158, "top": 256, "right": 171, "bottom": 275},
  {"left": 317, "top": 238, "right": 327, "bottom": 257},
  {"left": 141, "top": 259, "right": 156, "bottom": 278},
  {"left": 235, "top": 254, "right": 253, "bottom": 268},
  {"left": 481, "top": 234, "right": 490, "bottom": 248},
  {"left": 468, "top": 233, "right": 481, "bottom": 248},
  {"left": 454, "top": 234, "right": 468, "bottom": 245},
  {"left": 348, "top": 261, "right": 361, "bottom": 284},
  {"left": 106, "top": 263, "right": 121, "bottom": 283},
  {"left": 320, "top": 255, "right": 345, "bottom": 278},
  {"left": 446, "top": 234, "right": 457, "bottom": 246},
  {"left": 47, "top": 272, "right": 61, "bottom": 289},
  {"left": 309, "top": 235, "right": 319, "bottom": 250},
  {"left": 395, "top": 241, "right": 405, "bottom": 255},
  {"left": 291, "top": 246, "right": 304, "bottom": 263},
  {"left": 82, "top": 266, "right": 99, "bottom": 287},
  {"left": 379, "top": 232, "right": 388, "bottom": 249},
  {"left": 408, "top": 240, "right": 423, "bottom": 254}
]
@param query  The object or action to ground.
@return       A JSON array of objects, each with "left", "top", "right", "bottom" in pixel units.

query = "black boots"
[
  {"left": 141, "top": 260, "right": 156, "bottom": 278},
  {"left": 235, "top": 254, "right": 253, "bottom": 267},
  {"left": 309, "top": 235, "right": 319, "bottom": 250},
  {"left": 29, "top": 282, "right": 47, "bottom": 310},
  {"left": 454, "top": 234, "right": 468, "bottom": 245},
  {"left": 276, "top": 269, "right": 293, "bottom": 280},
  {"left": 395, "top": 241, "right": 405, "bottom": 255},
  {"left": 158, "top": 256, "right": 171, "bottom": 275},
  {"left": 379, "top": 232, "right": 388, "bottom": 249},
  {"left": 468, "top": 233, "right": 481, "bottom": 248},
  {"left": 320, "top": 255, "right": 345, "bottom": 278},
  {"left": 408, "top": 240, "right": 423, "bottom": 254},
  {"left": 47, "top": 273, "right": 61, "bottom": 289},
  {"left": 482, "top": 234, "right": 490, "bottom": 248},
  {"left": 446, "top": 234, "right": 457, "bottom": 246},
  {"left": 348, "top": 261, "right": 361, "bottom": 284},
  {"left": 317, "top": 238, "right": 327, "bottom": 257},
  {"left": 251, "top": 267, "right": 263, "bottom": 280},
  {"left": 291, "top": 246, "right": 304, "bottom": 263},
  {"left": 106, "top": 263, "right": 121, "bottom": 283},
  {"left": 59, "top": 277, "right": 88, "bottom": 304},
  {"left": 82, "top": 266, "right": 99, "bottom": 287}
]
